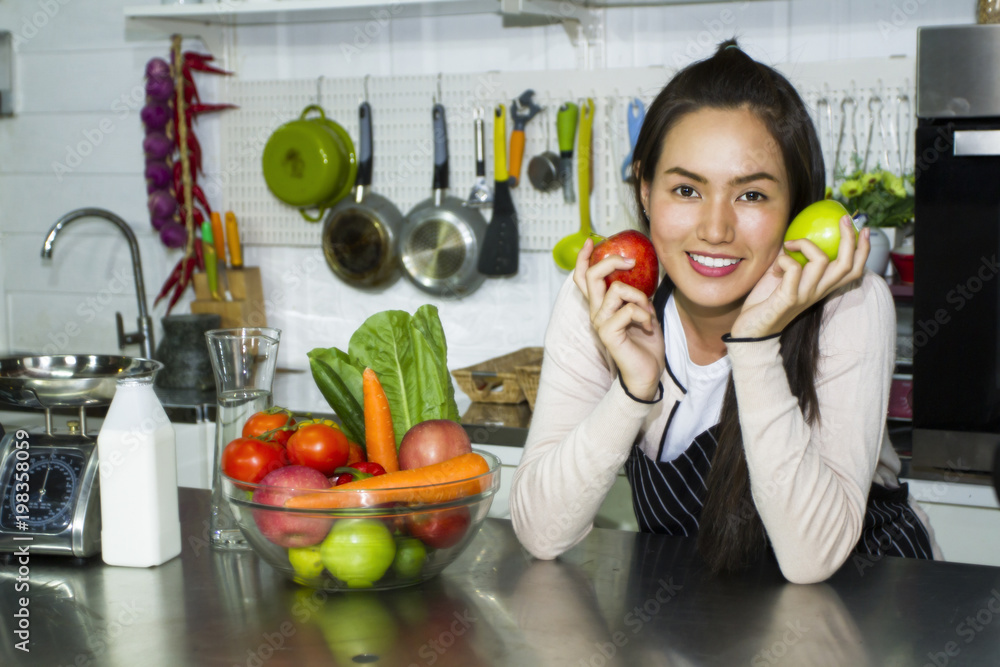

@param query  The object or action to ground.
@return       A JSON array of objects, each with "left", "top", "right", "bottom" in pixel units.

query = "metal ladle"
[{"left": 466, "top": 107, "right": 493, "bottom": 207}]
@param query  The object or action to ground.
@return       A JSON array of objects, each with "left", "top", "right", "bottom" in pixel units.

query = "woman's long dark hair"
[{"left": 631, "top": 39, "right": 827, "bottom": 573}]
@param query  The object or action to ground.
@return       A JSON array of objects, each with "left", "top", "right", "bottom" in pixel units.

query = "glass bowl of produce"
[{"left": 222, "top": 450, "right": 501, "bottom": 591}]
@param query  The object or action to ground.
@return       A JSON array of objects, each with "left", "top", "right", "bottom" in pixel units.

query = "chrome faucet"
[{"left": 41, "top": 208, "right": 156, "bottom": 360}]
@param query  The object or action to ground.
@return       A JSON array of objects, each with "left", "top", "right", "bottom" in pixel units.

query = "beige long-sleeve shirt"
[{"left": 510, "top": 271, "right": 940, "bottom": 584}]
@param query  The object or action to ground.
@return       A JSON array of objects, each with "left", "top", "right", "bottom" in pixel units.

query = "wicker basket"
[
  {"left": 515, "top": 358, "right": 542, "bottom": 410},
  {"left": 451, "top": 347, "right": 543, "bottom": 405},
  {"left": 462, "top": 401, "right": 533, "bottom": 428}
]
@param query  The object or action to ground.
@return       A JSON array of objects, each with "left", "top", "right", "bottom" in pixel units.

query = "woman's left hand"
[{"left": 731, "top": 216, "right": 870, "bottom": 339}]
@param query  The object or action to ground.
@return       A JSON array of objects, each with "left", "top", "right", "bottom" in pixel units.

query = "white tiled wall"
[{"left": 0, "top": 0, "right": 973, "bottom": 414}]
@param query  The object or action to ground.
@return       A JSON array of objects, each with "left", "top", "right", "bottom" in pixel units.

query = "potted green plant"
[{"left": 832, "top": 158, "right": 915, "bottom": 276}]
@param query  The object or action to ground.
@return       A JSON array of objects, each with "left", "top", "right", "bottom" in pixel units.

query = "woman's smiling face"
[{"left": 642, "top": 106, "right": 791, "bottom": 317}]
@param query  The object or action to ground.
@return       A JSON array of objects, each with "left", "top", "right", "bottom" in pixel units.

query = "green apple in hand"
[{"left": 784, "top": 199, "right": 855, "bottom": 266}]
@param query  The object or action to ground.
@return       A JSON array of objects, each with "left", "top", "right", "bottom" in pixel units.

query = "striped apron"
[{"left": 624, "top": 428, "right": 935, "bottom": 560}]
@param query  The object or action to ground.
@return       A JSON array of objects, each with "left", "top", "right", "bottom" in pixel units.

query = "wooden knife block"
[{"left": 191, "top": 267, "right": 267, "bottom": 328}]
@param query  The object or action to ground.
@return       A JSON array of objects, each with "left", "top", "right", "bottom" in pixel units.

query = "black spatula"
[{"left": 477, "top": 104, "right": 519, "bottom": 276}]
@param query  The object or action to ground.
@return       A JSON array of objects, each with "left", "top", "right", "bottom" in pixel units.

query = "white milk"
[{"left": 97, "top": 375, "right": 182, "bottom": 567}]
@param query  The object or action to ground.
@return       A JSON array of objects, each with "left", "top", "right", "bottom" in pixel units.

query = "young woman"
[{"left": 510, "top": 40, "right": 939, "bottom": 584}]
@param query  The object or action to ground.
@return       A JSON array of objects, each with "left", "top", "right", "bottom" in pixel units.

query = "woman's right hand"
[{"left": 573, "top": 238, "right": 665, "bottom": 401}]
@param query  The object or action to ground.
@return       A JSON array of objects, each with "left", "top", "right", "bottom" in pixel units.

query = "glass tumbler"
[{"left": 205, "top": 327, "right": 281, "bottom": 550}]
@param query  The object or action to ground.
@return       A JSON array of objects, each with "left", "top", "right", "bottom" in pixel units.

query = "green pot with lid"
[{"left": 262, "top": 105, "right": 358, "bottom": 222}]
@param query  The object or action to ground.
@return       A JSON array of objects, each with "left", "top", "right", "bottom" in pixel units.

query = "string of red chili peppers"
[{"left": 145, "top": 40, "right": 238, "bottom": 314}]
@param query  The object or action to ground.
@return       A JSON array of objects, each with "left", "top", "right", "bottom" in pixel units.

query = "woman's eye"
[
  {"left": 674, "top": 185, "right": 698, "bottom": 198},
  {"left": 738, "top": 191, "right": 767, "bottom": 202}
]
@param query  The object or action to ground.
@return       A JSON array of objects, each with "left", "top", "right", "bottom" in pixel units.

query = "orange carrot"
[
  {"left": 363, "top": 367, "right": 399, "bottom": 474},
  {"left": 284, "top": 452, "right": 491, "bottom": 510}
]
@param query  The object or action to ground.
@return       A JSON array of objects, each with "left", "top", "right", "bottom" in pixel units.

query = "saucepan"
[{"left": 262, "top": 104, "right": 357, "bottom": 223}]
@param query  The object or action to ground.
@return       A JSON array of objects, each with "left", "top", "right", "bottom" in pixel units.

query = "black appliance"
[{"left": 913, "top": 25, "right": 1000, "bottom": 479}]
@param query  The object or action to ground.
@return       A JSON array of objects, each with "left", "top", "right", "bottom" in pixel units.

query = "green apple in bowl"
[
  {"left": 784, "top": 200, "right": 856, "bottom": 266},
  {"left": 288, "top": 545, "right": 324, "bottom": 580}
]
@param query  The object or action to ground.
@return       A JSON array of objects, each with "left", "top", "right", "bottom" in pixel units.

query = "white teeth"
[{"left": 689, "top": 253, "right": 740, "bottom": 268}]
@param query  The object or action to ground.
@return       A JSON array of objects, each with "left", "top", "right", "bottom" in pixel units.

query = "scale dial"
[
  {"left": 2, "top": 450, "right": 84, "bottom": 533},
  {"left": 0, "top": 428, "right": 101, "bottom": 557}
]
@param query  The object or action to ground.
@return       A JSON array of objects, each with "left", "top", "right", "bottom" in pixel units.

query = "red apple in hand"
[{"left": 589, "top": 230, "right": 658, "bottom": 297}]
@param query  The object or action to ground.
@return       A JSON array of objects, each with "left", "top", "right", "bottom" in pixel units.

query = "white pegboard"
[
  {"left": 800, "top": 85, "right": 916, "bottom": 189},
  {"left": 221, "top": 58, "right": 916, "bottom": 250},
  {"left": 785, "top": 57, "right": 916, "bottom": 191}
]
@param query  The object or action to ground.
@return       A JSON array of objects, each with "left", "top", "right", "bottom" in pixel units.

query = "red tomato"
[
  {"left": 409, "top": 506, "right": 471, "bottom": 550},
  {"left": 221, "top": 437, "right": 287, "bottom": 484},
  {"left": 345, "top": 440, "right": 366, "bottom": 466},
  {"left": 242, "top": 409, "right": 296, "bottom": 447},
  {"left": 334, "top": 461, "right": 387, "bottom": 486},
  {"left": 286, "top": 424, "right": 349, "bottom": 476}
]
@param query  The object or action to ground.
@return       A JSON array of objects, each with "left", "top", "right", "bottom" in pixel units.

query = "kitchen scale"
[{"left": 0, "top": 355, "right": 161, "bottom": 557}]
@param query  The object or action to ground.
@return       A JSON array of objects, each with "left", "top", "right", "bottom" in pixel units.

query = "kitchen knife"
[
  {"left": 201, "top": 220, "right": 221, "bottom": 300},
  {"left": 211, "top": 211, "right": 226, "bottom": 265},
  {"left": 210, "top": 211, "right": 232, "bottom": 300},
  {"left": 225, "top": 211, "right": 243, "bottom": 270},
  {"left": 557, "top": 102, "right": 579, "bottom": 204}
]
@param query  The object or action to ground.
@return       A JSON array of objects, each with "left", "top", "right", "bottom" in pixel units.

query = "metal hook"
[
  {"left": 434, "top": 73, "right": 443, "bottom": 105},
  {"left": 875, "top": 96, "right": 892, "bottom": 172},
  {"left": 896, "top": 92, "right": 912, "bottom": 176},
  {"left": 361, "top": 74, "right": 370, "bottom": 105},
  {"left": 835, "top": 95, "right": 857, "bottom": 177},
  {"left": 864, "top": 95, "right": 884, "bottom": 172},
  {"left": 816, "top": 96, "right": 833, "bottom": 188}
]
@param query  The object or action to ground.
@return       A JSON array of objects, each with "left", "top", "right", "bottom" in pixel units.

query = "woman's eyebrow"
[
  {"left": 730, "top": 171, "right": 779, "bottom": 186},
  {"left": 664, "top": 166, "right": 706, "bottom": 183},
  {"left": 664, "top": 167, "right": 778, "bottom": 187}
]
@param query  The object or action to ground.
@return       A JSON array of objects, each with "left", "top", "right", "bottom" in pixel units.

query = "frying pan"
[
  {"left": 322, "top": 101, "right": 403, "bottom": 288},
  {"left": 398, "top": 103, "right": 487, "bottom": 298}
]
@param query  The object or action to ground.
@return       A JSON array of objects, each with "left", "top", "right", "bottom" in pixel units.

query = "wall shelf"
[
  {"left": 126, "top": 0, "right": 569, "bottom": 27},
  {"left": 125, "top": 0, "right": 728, "bottom": 27},
  {"left": 124, "top": 0, "right": 734, "bottom": 61}
]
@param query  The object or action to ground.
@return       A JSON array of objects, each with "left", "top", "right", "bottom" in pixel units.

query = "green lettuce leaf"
[
  {"left": 306, "top": 355, "right": 365, "bottom": 447},
  {"left": 411, "top": 305, "right": 460, "bottom": 423},
  {"left": 309, "top": 306, "right": 459, "bottom": 448},
  {"left": 307, "top": 347, "right": 364, "bottom": 406}
]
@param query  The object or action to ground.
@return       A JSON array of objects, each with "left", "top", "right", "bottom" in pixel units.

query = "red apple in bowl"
[
  {"left": 408, "top": 506, "right": 472, "bottom": 550},
  {"left": 589, "top": 230, "right": 659, "bottom": 297},
  {"left": 397, "top": 419, "right": 472, "bottom": 471},
  {"left": 252, "top": 465, "right": 332, "bottom": 548},
  {"left": 783, "top": 199, "right": 856, "bottom": 266}
]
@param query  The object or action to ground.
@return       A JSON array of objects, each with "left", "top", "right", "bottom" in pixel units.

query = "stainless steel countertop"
[{"left": 3, "top": 488, "right": 1000, "bottom": 666}]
